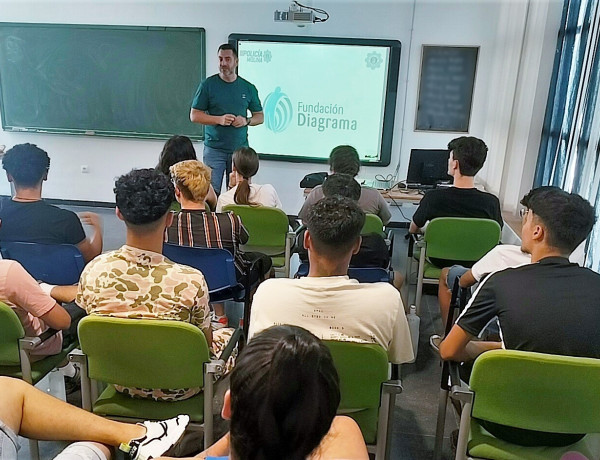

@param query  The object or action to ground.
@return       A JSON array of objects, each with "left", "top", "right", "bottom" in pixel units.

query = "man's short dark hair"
[
  {"left": 520, "top": 186, "right": 596, "bottom": 253},
  {"left": 305, "top": 196, "right": 365, "bottom": 258},
  {"left": 114, "top": 169, "right": 174, "bottom": 227},
  {"left": 218, "top": 43, "right": 238, "bottom": 58},
  {"left": 329, "top": 145, "right": 360, "bottom": 176},
  {"left": 2, "top": 143, "right": 50, "bottom": 187},
  {"left": 447, "top": 137, "right": 488, "bottom": 176},
  {"left": 322, "top": 174, "right": 361, "bottom": 201}
]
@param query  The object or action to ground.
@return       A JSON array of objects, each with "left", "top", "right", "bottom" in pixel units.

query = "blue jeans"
[{"left": 203, "top": 146, "right": 233, "bottom": 195}]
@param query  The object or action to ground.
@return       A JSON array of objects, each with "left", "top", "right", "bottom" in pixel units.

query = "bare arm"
[
  {"left": 190, "top": 108, "right": 235, "bottom": 126},
  {"left": 77, "top": 212, "right": 103, "bottom": 263},
  {"left": 39, "top": 303, "right": 71, "bottom": 330},
  {"left": 49, "top": 285, "right": 78, "bottom": 304},
  {"left": 205, "top": 185, "right": 218, "bottom": 211},
  {"left": 409, "top": 220, "right": 421, "bottom": 234},
  {"left": 458, "top": 270, "right": 477, "bottom": 288},
  {"left": 249, "top": 111, "right": 264, "bottom": 126},
  {"left": 439, "top": 324, "right": 501, "bottom": 362}
]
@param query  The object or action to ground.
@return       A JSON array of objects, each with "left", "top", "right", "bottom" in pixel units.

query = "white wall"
[{"left": 0, "top": 0, "right": 563, "bottom": 214}]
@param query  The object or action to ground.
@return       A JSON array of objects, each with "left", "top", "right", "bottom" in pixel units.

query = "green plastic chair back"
[
  {"left": 470, "top": 349, "right": 600, "bottom": 434},
  {"left": 78, "top": 316, "right": 210, "bottom": 389},
  {"left": 325, "top": 341, "right": 389, "bottom": 444},
  {"left": 223, "top": 204, "right": 289, "bottom": 253},
  {"left": 362, "top": 214, "right": 384, "bottom": 236},
  {"left": 424, "top": 217, "right": 501, "bottom": 262},
  {"left": 0, "top": 302, "right": 25, "bottom": 365}
]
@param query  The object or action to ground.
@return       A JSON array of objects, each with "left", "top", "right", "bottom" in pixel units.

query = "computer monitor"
[{"left": 406, "top": 149, "right": 452, "bottom": 186}]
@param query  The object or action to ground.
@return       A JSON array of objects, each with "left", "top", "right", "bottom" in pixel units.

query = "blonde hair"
[{"left": 170, "top": 160, "right": 211, "bottom": 203}]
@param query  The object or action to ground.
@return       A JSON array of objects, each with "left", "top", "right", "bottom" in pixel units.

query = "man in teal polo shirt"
[{"left": 190, "top": 44, "right": 264, "bottom": 194}]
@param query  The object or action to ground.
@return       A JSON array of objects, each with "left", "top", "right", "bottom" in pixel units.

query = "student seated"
[
  {"left": 0, "top": 143, "right": 103, "bottom": 263},
  {"left": 249, "top": 196, "right": 414, "bottom": 365},
  {"left": 76, "top": 168, "right": 232, "bottom": 401},
  {"left": 195, "top": 325, "right": 369, "bottom": 460},
  {"left": 297, "top": 174, "right": 390, "bottom": 269},
  {"left": 216, "top": 146, "right": 282, "bottom": 211},
  {"left": 299, "top": 145, "right": 392, "bottom": 225},
  {"left": 156, "top": 134, "right": 217, "bottom": 210},
  {"left": 0, "top": 376, "right": 189, "bottom": 460},
  {"left": 409, "top": 136, "right": 502, "bottom": 267},
  {"left": 0, "top": 260, "right": 71, "bottom": 359},
  {"left": 439, "top": 186, "right": 600, "bottom": 447},
  {"left": 165, "top": 160, "right": 272, "bottom": 329}
]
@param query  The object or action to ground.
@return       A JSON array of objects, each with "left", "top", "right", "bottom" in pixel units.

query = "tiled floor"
[{"left": 22, "top": 206, "right": 458, "bottom": 460}]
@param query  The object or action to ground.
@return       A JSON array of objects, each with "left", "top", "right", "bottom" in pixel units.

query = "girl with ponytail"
[{"left": 216, "top": 147, "right": 282, "bottom": 212}]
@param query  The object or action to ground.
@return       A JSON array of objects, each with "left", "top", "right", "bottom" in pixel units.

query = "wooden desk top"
[{"left": 303, "top": 186, "right": 423, "bottom": 202}]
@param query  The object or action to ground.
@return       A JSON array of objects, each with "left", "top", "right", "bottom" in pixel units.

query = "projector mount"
[{"left": 274, "top": 1, "right": 330, "bottom": 25}]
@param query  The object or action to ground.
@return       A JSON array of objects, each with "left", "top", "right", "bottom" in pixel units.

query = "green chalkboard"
[{"left": 0, "top": 23, "right": 205, "bottom": 140}]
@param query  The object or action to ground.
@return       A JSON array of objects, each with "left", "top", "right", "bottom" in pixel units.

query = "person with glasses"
[{"left": 439, "top": 186, "right": 600, "bottom": 447}]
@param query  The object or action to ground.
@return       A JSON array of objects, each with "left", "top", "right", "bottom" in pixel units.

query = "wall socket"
[{"left": 80, "top": 165, "right": 89, "bottom": 173}]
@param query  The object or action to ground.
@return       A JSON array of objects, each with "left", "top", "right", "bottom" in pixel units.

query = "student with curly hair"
[{"left": 76, "top": 168, "right": 231, "bottom": 401}]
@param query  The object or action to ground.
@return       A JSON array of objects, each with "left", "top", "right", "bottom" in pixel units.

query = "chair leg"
[
  {"left": 454, "top": 400, "right": 472, "bottom": 460},
  {"left": 415, "top": 244, "right": 426, "bottom": 315},
  {"left": 203, "top": 371, "right": 214, "bottom": 450},
  {"left": 433, "top": 388, "right": 449, "bottom": 460}
]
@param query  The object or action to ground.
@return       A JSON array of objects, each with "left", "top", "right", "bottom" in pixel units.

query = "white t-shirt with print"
[{"left": 248, "top": 276, "right": 414, "bottom": 364}]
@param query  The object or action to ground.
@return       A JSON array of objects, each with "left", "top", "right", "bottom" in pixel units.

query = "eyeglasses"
[{"left": 519, "top": 208, "right": 530, "bottom": 218}]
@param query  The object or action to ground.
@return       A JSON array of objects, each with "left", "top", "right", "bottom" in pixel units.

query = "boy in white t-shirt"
[{"left": 249, "top": 196, "right": 413, "bottom": 364}]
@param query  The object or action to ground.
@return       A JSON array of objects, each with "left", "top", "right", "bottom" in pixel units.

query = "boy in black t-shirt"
[
  {"left": 409, "top": 136, "right": 502, "bottom": 236},
  {"left": 439, "top": 187, "right": 599, "bottom": 447},
  {"left": 0, "top": 143, "right": 103, "bottom": 263}
]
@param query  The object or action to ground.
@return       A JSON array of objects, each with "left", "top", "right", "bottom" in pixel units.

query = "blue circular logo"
[{"left": 264, "top": 87, "right": 293, "bottom": 133}]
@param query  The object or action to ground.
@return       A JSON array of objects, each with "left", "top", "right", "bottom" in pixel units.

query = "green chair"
[
  {"left": 412, "top": 218, "right": 501, "bottom": 313},
  {"left": 0, "top": 301, "right": 77, "bottom": 460},
  {"left": 448, "top": 349, "right": 600, "bottom": 460},
  {"left": 222, "top": 205, "right": 295, "bottom": 277},
  {"left": 325, "top": 341, "right": 402, "bottom": 460},
  {"left": 70, "top": 316, "right": 239, "bottom": 450},
  {"left": 362, "top": 214, "right": 385, "bottom": 236}
]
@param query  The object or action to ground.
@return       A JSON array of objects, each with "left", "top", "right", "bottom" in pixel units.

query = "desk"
[{"left": 303, "top": 186, "right": 423, "bottom": 228}]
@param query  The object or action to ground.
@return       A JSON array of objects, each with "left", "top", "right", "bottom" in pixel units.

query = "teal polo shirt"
[{"left": 192, "top": 74, "right": 262, "bottom": 151}]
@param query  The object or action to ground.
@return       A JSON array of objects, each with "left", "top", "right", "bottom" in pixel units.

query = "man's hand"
[
  {"left": 218, "top": 114, "right": 236, "bottom": 126},
  {"left": 228, "top": 171, "right": 238, "bottom": 188},
  {"left": 79, "top": 212, "right": 102, "bottom": 230},
  {"left": 231, "top": 115, "right": 248, "bottom": 128}
]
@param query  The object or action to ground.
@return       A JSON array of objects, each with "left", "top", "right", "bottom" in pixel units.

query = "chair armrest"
[
  {"left": 18, "top": 328, "right": 61, "bottom": 350},
  {"left": 382, "top": 379, "right": 403, "bottom": 395},
  {"left": 207, "top": 327, "right": 244, "bottom": 377},
  {"left": 220, "top": 327, "right": 244, "bottom": 363},
  {"left": 448, "top": 361, "right": 473, "bottom": 404}
]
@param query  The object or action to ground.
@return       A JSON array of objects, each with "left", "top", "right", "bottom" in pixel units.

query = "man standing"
[{"left": 190, "top": 44, "right": 264, "bottom": 194}]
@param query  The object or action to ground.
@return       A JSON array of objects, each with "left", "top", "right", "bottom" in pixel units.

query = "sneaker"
[
  {"left": 430, "top": 334, "right": 443, "bottom": 353},
  {"left": 211, "top": 314, "right": 229, "bottom": 330},
  {"left": 121, "top": 415, "right": 190, "bottom": 460}
]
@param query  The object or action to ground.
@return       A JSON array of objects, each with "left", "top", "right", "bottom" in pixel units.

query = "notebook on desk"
[{"left": 406, "top": 149, "right": 452, "bottom": 189}]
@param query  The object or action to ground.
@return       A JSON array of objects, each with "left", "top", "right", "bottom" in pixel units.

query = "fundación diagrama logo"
[{"left": 263, "top": 87, "right": 293, "bottom": 133}]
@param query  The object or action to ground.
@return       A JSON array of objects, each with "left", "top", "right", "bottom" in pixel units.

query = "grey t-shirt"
[
  {"left": 0, "top": 419, "right": 18, "bottom": 459},
  {"left": 299, "top": 184, "right": 392, "bottom": 224}
]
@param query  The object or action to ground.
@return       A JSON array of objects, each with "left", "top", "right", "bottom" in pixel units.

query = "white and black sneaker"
[{"left": 120, "top": 414, "right": 190, "bottom": 460}]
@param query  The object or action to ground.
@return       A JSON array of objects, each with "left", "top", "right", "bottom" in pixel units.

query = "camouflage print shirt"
[
  {"left": 76, "top": 245, "right": 210, "bottom": 328},
  {"left": 75, "top": 245, "right": 210, "bottom": 401}
]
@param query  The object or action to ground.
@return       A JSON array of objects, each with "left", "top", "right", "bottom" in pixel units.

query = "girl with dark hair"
[
  {"left": 156, "top": 135, "right": 217, "bottom": 210},
  {"left": 216, "top": 147, "right": 282, "bottom": 212},
  {"left": 192, "top": 325, "right": 368, "bottom": 460}
]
